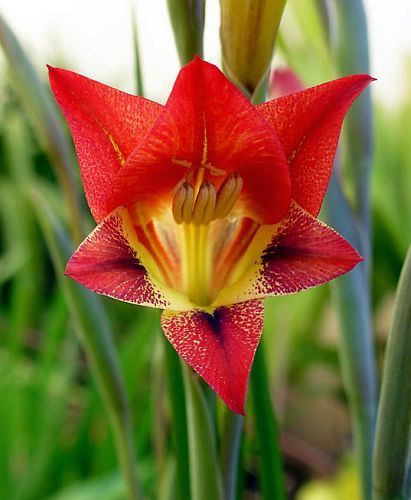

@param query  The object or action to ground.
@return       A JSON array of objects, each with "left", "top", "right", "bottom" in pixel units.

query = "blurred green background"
[{"left": 0, "top": 1, "right": 410, "bottom": 499}]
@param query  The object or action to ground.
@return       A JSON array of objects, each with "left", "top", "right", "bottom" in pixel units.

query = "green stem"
[
  {"left": 372, "top": 247, "right": 411, "bottom": 500},
  {"left": 164, "top": 339, "right": 191, "bottom": 500},
  {"left": 220, "top": 409, "right": 243, "bottom": 500},
  {"left": 251, "top": 341, "right": 285, "bottom": 500},
  {"left": 182, "top": 365, "right": 224, "bottom": 500},
  {"left": 131, "top": 6, "right": 144, "bottom": 96},
  {"left": 166, "top": 0, "right": 205, "bottom": 64}
]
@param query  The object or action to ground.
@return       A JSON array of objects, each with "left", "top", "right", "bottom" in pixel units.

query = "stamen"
[
  {"left": 172, "top": 182, "right": 194, "bottom": 224},
  {"left": 182, "top": 183, "right": 195, "bottom": 223},
  {"left": 202, "top": 183, "right": 217, "bottom": 224},
  {"left": 214, "top": 172, "right": 243, "bottom": 219},
  {"left": 192, "top": 182, "right": 213, "bottom": 225},
  {"left": 172, "top": 184, "right": 186, "bottom": 224}
]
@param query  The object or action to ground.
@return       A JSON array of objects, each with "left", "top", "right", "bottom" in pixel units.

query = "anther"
[
  {"left": 192, "top": 181, "right": 216, "bottom": 225},
  {"left": 202, "top": 183, "right": 216, "bottom": 224},
  {"left": 172, "top": 182, "right": 194, "bottom": 224},
  {"left": 182, "top": 184, "right": 194, "bottom": 223},
  {"left": 214, "top": 172, "right": 243, "bottom": 219}
]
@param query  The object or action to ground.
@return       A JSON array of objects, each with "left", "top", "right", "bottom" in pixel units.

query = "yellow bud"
[{"left": 220, "top": 0, "right": 287, "bottom": 96}]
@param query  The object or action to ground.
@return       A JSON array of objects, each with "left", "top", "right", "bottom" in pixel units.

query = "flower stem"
[
  {"left": 251, "top": 340, "right": 286, "bottom": 500},
  {"left": 220, "top": 409, "right": 243, "bottom": 500},
  {"left": 182, "top": 365, "right": 225, "bottom": 500},
  {"left": 166, "top": 0, "right": 205, "bottom": 65},
  {"left": 163, "top": 338, "right": 191, "bottom": 500}
]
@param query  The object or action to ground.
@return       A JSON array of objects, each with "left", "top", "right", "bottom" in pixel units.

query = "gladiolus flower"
[{"left": 48, "top": 57, "right": 372, "bottom": 414}]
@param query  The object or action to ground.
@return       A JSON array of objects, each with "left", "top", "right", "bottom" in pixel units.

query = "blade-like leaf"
[
  {"left": 373, "top": 246, "right": 411, "bottom": 499},
  {"left": 29, "top": 185, "right": 142, "bottom": 500},
  {"left": 0, "top": 13, "right": 84, "bottom": 242}
]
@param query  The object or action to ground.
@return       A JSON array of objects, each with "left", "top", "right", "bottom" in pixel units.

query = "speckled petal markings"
[
  {"left": 259, "top": 202, "right": 363, "bottom": 294},
  {"left": 258, "top": 74, "right": 374, "bottom": 216},
  {"left": 216, "top": 202, "right": 363, "bottom": 305},
  {"left": 65, "top": 207, "right": 169, "bottom": 309},
  {"left": 161, "top": 299, "right": 264, "bottom": 414},
  {"left": 48, "top": 66, "right": 163, "bottom": 223}
]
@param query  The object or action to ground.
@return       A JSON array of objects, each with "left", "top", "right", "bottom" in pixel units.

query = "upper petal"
[
  {"left": 161, "top": 299, "right": 264, "bottom": 414},
  {"left": 65, "top": 207, "right": 191, "bottom": 310},
  {"left": 48, "top": 67, "right": 163, "bottom": 222},
  {"left": 258, "top": 74, "right": 374, "bottom": 215},
  {"left": 214, "top": 202, "right": 363, "bottom": 306},
  {"left": 111, "top": 57, "right": 291, "bottom": 224}
]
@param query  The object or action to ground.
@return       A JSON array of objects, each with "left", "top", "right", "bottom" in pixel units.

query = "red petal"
[
  {"left": 258, "top": 75, "right": 373, "bottom": 215},
  {"left": 111, "top": 57, "right": 291, "bottom": 224},
  {"left": 65, "top": 207, "right": 169, "bottom": 308},
  {"left": 260, "top": 203, "right": 363, "bottom": 294},
  {"left": 161, "top": 299, "right": 264, "bottom": 414},
  {"left": 48, "top": 66, "right": 162, "bottom": 222},
  {"left": 215, "top": 202, "right": 362, "bottom": 306}
]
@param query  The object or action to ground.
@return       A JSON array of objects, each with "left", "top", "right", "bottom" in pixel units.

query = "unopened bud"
[{"left": 220, "top": 0, "right": 286, "bottom": 96}]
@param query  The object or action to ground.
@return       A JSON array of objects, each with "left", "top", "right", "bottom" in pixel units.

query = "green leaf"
[
  {"left": 373, "top": 246, "right": 411, "bottom": 500},
  {"left": 29, "top": 186, "right": 143, "bottom": 500},
  {"left": 0, "top": 13, "right": 84, "bottom": 242}
]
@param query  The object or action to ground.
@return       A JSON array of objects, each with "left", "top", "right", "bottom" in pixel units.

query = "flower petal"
[
  {"left": 214, "top": 202, "right": 363, "bottom": 306},
  {"left": 65, "top": 207, "right": 190, "bottom": 310},
  {"left": 48, "top": 66, "right": 162, "bottom": 222},
  {"left": 161, "top": 299, "right": 264, "bottom": 414},
  {"left": 258, "top": 74, "right": 373, "bottom": 215},
  {"left": 111, "top": 57, "right": 291, "bottom": 224}
]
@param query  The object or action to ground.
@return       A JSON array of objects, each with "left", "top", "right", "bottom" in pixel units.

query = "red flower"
[{"left": 49, "top": 57, "right": 372, "bottom": 414}]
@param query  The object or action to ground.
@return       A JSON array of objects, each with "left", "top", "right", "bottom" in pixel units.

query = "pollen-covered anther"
[
  {"left": 192, "top": 181, "right": 216, "bottom": 225},
  {"left": 214, "top": 172, "right": 243, "bottom": 219},
  {"left": 172, "top": 182, "right": 194, "bottom": 224}
]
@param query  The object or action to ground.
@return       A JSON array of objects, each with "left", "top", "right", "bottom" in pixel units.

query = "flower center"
[
  {"left": 170, "top": 172, "right": 244, "bottom": 306},
  {"left": 171, "top": 172, "right": 243, "bottom": 226}
]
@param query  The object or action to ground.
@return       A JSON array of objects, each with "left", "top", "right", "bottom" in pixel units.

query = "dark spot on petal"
[{"left": 201, "top": 308, "right": 224, "bottom": 337}]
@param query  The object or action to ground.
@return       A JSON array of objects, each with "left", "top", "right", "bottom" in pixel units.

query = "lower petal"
[
  {"left": 65, "top": 207, "right": 189, "bottom": 309},
  {"left": 161, "top": 300, "right": 264, "bottom": 414},
  {"left": 215, "top": 202, "right": 363, "bottom": 306}
]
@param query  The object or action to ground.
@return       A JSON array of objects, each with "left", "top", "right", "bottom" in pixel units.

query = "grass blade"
[
  {"left": 0, "top": 14, "right": 84, "bottom": 242},
  {"left": 30, "top": 185, "right": 143, "bottom": 500},
  {"left": 373, "top": 246, "right": 411, "bottom": 499},
  {"left": 250, "top": 341, "right": 286, "bottom": 500}
]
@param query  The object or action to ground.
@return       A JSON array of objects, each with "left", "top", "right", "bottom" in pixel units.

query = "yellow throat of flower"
[{"left": 129, "top": 169, "right": 269, "bottom": 310}]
